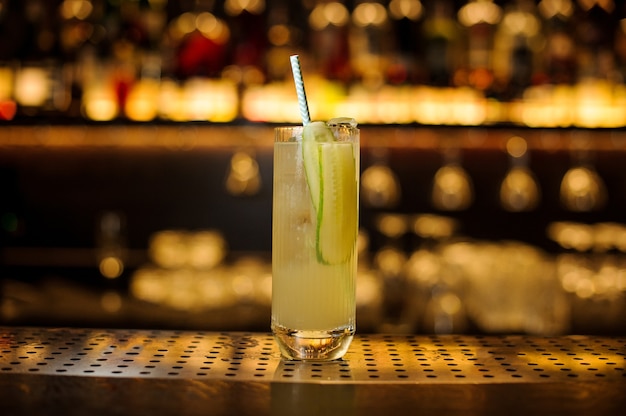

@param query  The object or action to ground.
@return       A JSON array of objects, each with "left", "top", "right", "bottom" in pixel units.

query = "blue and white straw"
[{"left": 289, "top": 55, "right": 311, "bottom": 126}]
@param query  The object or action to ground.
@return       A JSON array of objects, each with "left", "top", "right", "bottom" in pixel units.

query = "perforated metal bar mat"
[{"left": 1, "top": 327, "right": 625, "bottom": 384}]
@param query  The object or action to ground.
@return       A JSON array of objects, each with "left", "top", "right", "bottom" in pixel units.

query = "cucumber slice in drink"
[
  {"left": 302, "top": 121, "right": 333, "bottom": 211},
  {"left": 302, "top": 122, "right": 357, "bottom": 265},
  {"left": 316, "top": 142, "right": 358, "bottom": 264}
]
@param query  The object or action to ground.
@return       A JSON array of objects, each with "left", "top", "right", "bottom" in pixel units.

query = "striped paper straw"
[{"left": 289, "top": 55, "right": 311, "bottom": 125}]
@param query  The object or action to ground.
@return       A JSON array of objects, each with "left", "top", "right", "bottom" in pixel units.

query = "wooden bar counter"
[{"left": 0, "top": 327, "right": 624, "bottom": 415}]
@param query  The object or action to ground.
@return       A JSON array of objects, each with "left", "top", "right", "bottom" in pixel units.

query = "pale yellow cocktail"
[{"left": 272, "top": 121, "right": 359, "bottom": 360}]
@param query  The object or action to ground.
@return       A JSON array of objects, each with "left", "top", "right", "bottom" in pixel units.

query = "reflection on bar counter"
[{"left": 0, "top": 0, "right": 625, "bottom": 126}]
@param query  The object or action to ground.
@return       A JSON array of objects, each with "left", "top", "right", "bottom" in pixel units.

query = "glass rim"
[{"left": 274, "top": 125, "right": 359, "bottom": 143}]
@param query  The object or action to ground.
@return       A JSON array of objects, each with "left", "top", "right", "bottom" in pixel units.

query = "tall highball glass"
[{"left": 272, "top": 124, "right": 359, "bottom": 360}]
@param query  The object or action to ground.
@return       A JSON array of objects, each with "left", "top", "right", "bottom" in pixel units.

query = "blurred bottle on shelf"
[
  {"left": 349, "top": 0, "right": 395, "bottom": 88},
  {"left": 387, "top": 0, "right": 424, "bottom": 84},
  {"left": 9, "top": 0, "right": 65, "bottom": 117},
  {"left": 573, "top": 0, "right": 620, "bottom": 82},
  {"left": 264, "top": 0, "right": 302, "bottom": 82},
  {"left": 307, "top": 0, "right": 352, "bottom": 83},
  {"left": 457, "top": 0, "right": 502, "bottom": 94},
  {"left": 224, "top": 0, "right": 267, "bottom": 80},
  {"left": 172, "top": 5, "right": 230, "bottom": 80},
  {"left": 386, "top": 0, "right": 425, "bottom": 85},
  {"left": 424, "top": 0, "right": 461, "bottom": 87},
  {"left": 539, "top": 0, "right": 578, "bottom": 84},
  {"left": 492, "top": 0, "right": 543, "bottom": 99}
]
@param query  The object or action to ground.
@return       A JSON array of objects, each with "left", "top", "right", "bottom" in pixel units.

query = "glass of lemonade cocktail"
[{"left": 272, "top": 119, "right": 359, "bottom": 360}]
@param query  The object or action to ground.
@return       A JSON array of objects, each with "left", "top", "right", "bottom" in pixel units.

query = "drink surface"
[{"left": 272, "top": 140, "right": 357, "bottom": 331}]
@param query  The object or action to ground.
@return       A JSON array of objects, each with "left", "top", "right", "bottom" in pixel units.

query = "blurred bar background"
[{"left": 0, "top": 0, "right": 625, "bottom": 335}]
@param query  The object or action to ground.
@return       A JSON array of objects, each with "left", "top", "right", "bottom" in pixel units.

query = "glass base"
[{"left": 272, "top": 325, "right": 354, "bottom": 361}]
